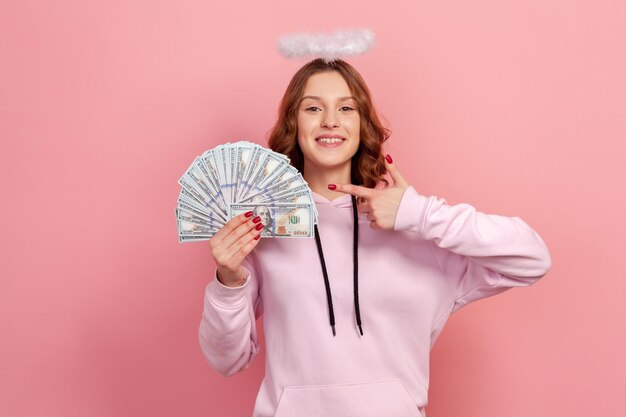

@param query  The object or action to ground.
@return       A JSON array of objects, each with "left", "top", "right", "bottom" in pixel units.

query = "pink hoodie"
[{"left": 199, "top": 186, "right": 551, "bottom": 417}]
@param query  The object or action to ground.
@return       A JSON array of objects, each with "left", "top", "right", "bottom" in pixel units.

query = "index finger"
[
  {"left": 211, "top": 210, "right": 254, "bottom": 244},
  {"left": 331, "top": 183, "right": 376, "bottom": 199}
]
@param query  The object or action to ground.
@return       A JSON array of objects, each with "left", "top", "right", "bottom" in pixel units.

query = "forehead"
[{"left": 302, "top": 71, "right": 352, "bottom": 97}]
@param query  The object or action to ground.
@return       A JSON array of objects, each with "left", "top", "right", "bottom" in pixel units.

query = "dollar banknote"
[
  {"left": 229, "top": 203, "right": 314, "bottom": 238},
  {"left": 176, "top": 141, "right": 318, "bottom": 242}
]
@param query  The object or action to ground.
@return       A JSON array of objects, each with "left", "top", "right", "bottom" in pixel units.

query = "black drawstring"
[
  {"left": 351, "top": 196, "right": 363, "bottom": 336},
  {"left": 314, "top": 195, "right": 362, "bottom": 337},
  {"left": 314, "top": 224, "right": 336, "bottom": 336}
]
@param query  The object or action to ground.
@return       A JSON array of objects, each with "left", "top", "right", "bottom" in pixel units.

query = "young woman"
[{"left": 199, "top": 59, "right": 551, "bottom": 417}]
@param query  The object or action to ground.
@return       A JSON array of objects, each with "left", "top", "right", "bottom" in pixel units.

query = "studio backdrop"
[{"left": 1, "top": 1, "right": 625, "bottom": 416}]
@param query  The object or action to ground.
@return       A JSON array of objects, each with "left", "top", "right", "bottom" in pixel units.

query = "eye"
[
  {"left": 305, "top": 106, "right": 321, "bottom": 112},
  {"left": 340, "top": 106, "right": 355, "bottom": 111}
]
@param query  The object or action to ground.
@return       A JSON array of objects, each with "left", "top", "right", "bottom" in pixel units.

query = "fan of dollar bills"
[{"left": 176, "top": 141, "right": 318, "bottom": 242}]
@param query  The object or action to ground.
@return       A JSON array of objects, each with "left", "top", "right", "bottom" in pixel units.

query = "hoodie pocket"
[{"left": 273, "top": 379, "right": 421, "bottom": 417}]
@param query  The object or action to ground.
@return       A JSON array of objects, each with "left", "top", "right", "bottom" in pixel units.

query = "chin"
[{"left": 306, "top": 155, "right": 353, "bottom": 172}]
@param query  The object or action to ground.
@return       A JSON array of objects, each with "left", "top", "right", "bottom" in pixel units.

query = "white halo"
[{"left": 277, "top": 29, "right": 375, "bottom": 63}]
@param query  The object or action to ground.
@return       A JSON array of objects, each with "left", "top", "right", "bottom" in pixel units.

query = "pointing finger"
[{"left": 329, "top": 183, "right": 376, "bottom": 199}]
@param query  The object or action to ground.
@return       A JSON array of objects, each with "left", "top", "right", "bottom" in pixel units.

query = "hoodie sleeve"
[
  {"left": 394, "top": 186, "right": 552, "bottom": 312},
  {"left": 198, "top": 253, "right": 263, "bottom": 376}
]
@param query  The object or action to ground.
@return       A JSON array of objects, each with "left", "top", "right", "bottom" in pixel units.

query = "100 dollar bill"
[{"left": 229, "top": 203, "right": 313, "bottom": 238}]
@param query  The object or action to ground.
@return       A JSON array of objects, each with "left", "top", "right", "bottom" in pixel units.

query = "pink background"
[{"left": 1, "top": 1, "right": 625, "bottom": 416}]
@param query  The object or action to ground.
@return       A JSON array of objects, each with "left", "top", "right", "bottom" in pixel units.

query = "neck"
[{"left": 304, "top": 162, "right": 352, "bottom": 200}]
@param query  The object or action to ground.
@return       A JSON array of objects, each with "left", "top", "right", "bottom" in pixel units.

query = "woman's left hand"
[{"left": 331, "top": 155, "right": 410, "bottom": 230}]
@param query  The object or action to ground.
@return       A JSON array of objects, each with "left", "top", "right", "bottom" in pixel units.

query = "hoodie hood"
[{"left": 312, "top": 191, "right": 354, "bottom": 208}]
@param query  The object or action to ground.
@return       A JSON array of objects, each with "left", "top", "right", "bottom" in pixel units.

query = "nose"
[{"left": 321, "top": 111, "right": 340, "bottom": 128}]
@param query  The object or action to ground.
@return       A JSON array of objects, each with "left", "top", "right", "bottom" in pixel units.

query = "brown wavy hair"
[{"left": 267, "top": 59, "right": 390, "bottom": 188}]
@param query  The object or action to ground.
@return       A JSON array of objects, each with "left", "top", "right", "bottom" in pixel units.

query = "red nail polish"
[
  {"left": 245, "top": 211, "right": 253, "bottom": 217},
  {"left": 255, "top": 223, "right": 264, "bottom": 230},
  {"left": 253, "top": 216, "right": 262, "bottom": 223},
  {"left": 385, "top": 154, "right": 393, "bottom": 164},
  {"left": 328, "top": 184, "right": 336, "bottom": 190},
  {"left": 254, "top": 234, "right": 261, "bottom": 240}
]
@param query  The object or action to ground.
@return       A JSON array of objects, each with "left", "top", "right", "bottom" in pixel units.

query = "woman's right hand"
[{"left": 209, "top": 211, "right": 263, "bottom": 287}]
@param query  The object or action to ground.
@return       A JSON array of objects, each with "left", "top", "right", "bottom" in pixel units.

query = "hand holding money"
[
  {"left": 175, "top": 141, "right": 318, "bottom": 242},
  {"left": 209, "top": 211, "right": 263, "bottom": 287}
]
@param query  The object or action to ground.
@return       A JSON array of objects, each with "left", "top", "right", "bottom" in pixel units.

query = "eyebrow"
[{"left": 300, "top": 95, "right": 355, "bottom": 102}]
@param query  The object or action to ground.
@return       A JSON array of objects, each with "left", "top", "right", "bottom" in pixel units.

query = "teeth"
[{"left": 318, "top": 138, "right": 343, "bottom": 143}]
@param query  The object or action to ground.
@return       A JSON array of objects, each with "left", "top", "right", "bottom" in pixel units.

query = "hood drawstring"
[{"left": 313, "top": 195, "right": 363, "bottom": 337}]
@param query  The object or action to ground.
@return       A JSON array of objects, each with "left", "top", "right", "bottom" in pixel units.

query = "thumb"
[{"left": 385, "top": 154, "right": 409, "bottom": 188}]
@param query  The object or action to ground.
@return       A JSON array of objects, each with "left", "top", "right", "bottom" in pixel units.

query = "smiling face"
[{"left": 296, "top": 71, "right": 361, "bottom": 178}]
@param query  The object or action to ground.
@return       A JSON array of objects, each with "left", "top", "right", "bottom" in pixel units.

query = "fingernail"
[
  {"left": 253, "top": 216, "right": 262, "bottom": 223},
  {"left": 254, "top": 234, "right": 261, "bottom": 240},
  {"left": 385, "top": 154, "right": 393, "bottom": 164},
  {"left": 328, "top": 184, "right": 336, "bottom": 190},
  {"left": 245, "top": 211, "right": 253, "bottom": 217},
  {"left": 255, "top": 223, "right": 264, "bottom": 230}
]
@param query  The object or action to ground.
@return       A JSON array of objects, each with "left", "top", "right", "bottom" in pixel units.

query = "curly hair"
[{"left": 267, "top": 59, "right": 390, "bottom": 188}]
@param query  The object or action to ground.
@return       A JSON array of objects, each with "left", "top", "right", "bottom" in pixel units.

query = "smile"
[{"left": 316, "top": 136, "right": 346, "bottom": 144}]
